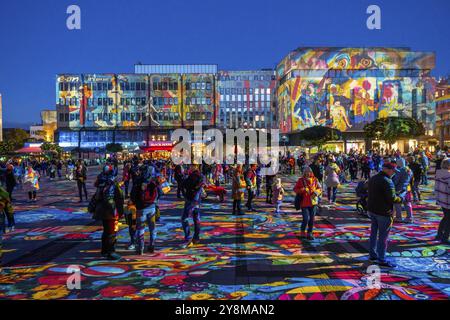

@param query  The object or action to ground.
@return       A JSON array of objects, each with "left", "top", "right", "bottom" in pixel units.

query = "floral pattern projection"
[
  {"left": 183, "top": 74, "right": 216, "bottom": 127},
  {"left": 149, "top": 74, "right": 183, "bottom": 127},
  {"left": 276, "top": 48, "right": 437, "bottom": 133},
  {"left": 57, "top": 74, "right": 149, "bottom": 129},
  {"left": 0, "top": 176, "right": 449, "bottom": 300}
]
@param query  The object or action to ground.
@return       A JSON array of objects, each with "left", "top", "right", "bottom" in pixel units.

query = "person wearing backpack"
[
  {"left": 181, "top": 165, "right": 205, "bottom": 245},
  {"left": 93, "top": 165, "right": 124, "bottom": 260},
  {"left": 130, "top": 164, "right": 160, "bottom": 254}
]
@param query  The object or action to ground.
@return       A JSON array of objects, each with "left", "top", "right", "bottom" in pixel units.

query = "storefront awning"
[{"left": 16, "top": 146, "right": 43, "bottom": 153}]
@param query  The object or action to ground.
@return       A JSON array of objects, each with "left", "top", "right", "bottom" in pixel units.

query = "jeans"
[
  {"left": 394, "top": 202, "right": 413, "bottom": 221},
  {"left": 368, "top": 212, "right": 393, "bottom": 262},
  {"left": 327, "top": 187, "right": 337, "bottom": 202},
  {"left": 136, "top": 205, "right": 157, "bottom": 251},
  {"left": 421, "top": 170, "right": 428, "bottom": 185},
  {"left": 101, "top": 219, "right": 118, "bottom": 255},
  {"left": 182, "top": 201, "right": 201, "bottom": 241},
  {"left": 275, "top": 200, "right": 282, "bottom": 214},
  {"left": 232, "top": 199, "right": 242, "bottom": 215},
  {"left": 437, "top": 207, "right": 450, "bottom": 241},
  {"left": 77, "top": 180, "right": 88, "bottom": 201},
  {"left": 301, "top": 206, "right": 317, "bottom": 232}
]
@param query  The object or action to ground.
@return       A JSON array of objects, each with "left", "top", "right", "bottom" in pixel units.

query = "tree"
[
  {"left": 106, "top": 143, "right": 123, "bottom": 153},
  {"left": 4, "top": 128, "right": 29, "bottom": 149},
  {"left": 0, "top": 141, "right": 15, "bottom": 155},
  {"left": 41, "top": 142, "right": 63, "bottom": 158},
  {"left": 298, "top": 126, "right": 342, "bottom": 150},
  {"left": 364, "top": 117, "right": 425, "bottom": 148}
]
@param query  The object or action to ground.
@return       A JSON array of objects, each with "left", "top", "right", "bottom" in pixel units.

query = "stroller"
[{"left": 355, "top": 180, "right": 369, "bottom": 217}]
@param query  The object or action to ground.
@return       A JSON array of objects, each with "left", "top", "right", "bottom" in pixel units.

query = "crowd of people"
[{"left": 0, "top": 146, "right": 449, "bottom": 268}]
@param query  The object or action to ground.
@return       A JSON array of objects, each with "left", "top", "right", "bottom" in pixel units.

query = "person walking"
[
  {"left": 420, "top": 151, "right": 430, "bottom": 185},
  {"left": 265, "top": 171, "right": 275, "bottom": 204},
  {"left": 231, "top": 165, "right": 246, "bottom": 216},
  {"left": 324, "top": 156, "right": 340, "bottom": 204},
  {"left": 24, "top": 164, "right": 40, "bottom": 202},
  {"left": 181, "top": 165, "right": 204, "bottom": 246},
  {"left": 294, "top": 167, "right": 322, "bottom": 240},
  {"left": 408, "top": 156, "right": 423, "bottom": 202},
  {"left": 130, "top": 164, "right": 160, "bottom": 254},
  {"left": 434, "top": 158, "right": 450, "bottom": 244},
  {"left": 272, "top": 177, "right": 285, "bottom": 216},
  {"left": 122, "top": 162, "right": 131, "bottom": 199},
  {"left": 5, "top": 164, "right": 16, "bottom": 201},
  {"left": 367, "top": 162, "right": 402, "bottom": 267},
  {"left": 93, "top": 165, "right": 124, "bottom": 260},
  {"left": 393, "top": 158, "right": 414, "bottom": 223},
  {"left": 244, "top": 164, "right": 257, "bottom": 211},
  {"left": 174, "top": 164, "right": 185, "bottom": 199},
  {"left": 75, "top": 160, "right": 88, "bottom": 202}
]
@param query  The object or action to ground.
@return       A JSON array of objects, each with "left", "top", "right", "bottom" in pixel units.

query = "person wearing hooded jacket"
[
  {"left": 130, "top": 164, "right": 160, "bottom": 254},
  {"left": 392, "top": 158, "right": 414, "bottom": 223},
  {"left": 94, "top": 165, "right": 124, "bottom": 260}
]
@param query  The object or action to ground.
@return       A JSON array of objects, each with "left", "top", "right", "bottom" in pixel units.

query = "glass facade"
[{"left": 217, "top": 70, "right": 276, "bottom": 129}]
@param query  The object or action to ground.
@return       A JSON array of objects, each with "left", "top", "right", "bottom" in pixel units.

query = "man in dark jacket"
[
  {"left": 174, "top": 164, "right": 185, "bottom": 199},
  {"left": 408, "top": 156, "right": 423, "bottom": 202},
  {"left": 367, "top": 162, "right": 402, "bottom": 267},
  {"left": 94, "top": 165, "right": 124, "bottom": 260},
  {"left": 181, "top": 165, "right": 204, "bottom": 245},
  {"left": 75, "top": 160, "right": 88, "bottom": 202}
]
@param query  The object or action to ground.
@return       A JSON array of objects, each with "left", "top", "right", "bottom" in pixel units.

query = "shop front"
[{"left": 140, "top": 141, "right": 175, "bottom": 160}]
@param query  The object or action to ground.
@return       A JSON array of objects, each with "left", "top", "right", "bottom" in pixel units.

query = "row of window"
[
  {"left": 220, "top": 101, "right": 272, "bottom": 108},
  {"left": 59, "top": 97, "right": 148, "bottom": 107},
  {"left": 218, "top": 75, "right": 275, "bottom": 81},
  {"left": 59, "top": 112, "right": 148, "bottom": 122},
  {"left": 220, "top": 94, "right": 271, "bottom": 102},
  {"left": 59, "top": 81, "right": 214, "bottom": 94},
  {"left": 219, "top": 88, "right": 271, "bottom": 95},
  {"left": 185, "top": 82, "right": 212, "bottom": 91}
]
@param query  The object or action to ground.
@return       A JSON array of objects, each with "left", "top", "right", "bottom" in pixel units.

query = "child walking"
[{"left": 272, "top": 178, "right": 285, "bottom": 216}]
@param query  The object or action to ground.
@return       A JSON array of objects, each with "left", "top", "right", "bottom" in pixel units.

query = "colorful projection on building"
[
  {"left": 183, "top": 74, "right": 215, "bottom": 126},
  {"left": 149, "top": 74, "right": 182, "bottom": 127},
  {"left": 57, "top": 74, "right": 149, "bottom": 128},
  {"left": 276, "top": 48, "right": 436, "bottom": 133},
  {"left": 57, "top": 73, "right": 217, "bottom": 129}
]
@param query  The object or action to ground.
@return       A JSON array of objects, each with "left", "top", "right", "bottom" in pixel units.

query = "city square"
[{"left": 0, "top": 0, "right": 449, "bottom": 309}]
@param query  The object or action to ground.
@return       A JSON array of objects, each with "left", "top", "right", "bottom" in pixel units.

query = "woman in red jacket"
[{"left": 294, "top": 166, "right": 322, "bottom": 240}]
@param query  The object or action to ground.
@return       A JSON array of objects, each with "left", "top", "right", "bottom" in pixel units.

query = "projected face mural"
[{"left": 276, "top": 48, "right": 437, "bottom": 133}]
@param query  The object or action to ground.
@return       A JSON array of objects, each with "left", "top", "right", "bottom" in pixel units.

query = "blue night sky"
[{"left": 0, "top": 0, "right": 449, "bottom": 125}]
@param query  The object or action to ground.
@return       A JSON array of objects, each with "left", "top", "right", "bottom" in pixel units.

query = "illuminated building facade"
[{"left": 276, "top": 47, "right": 437, "bottom": 152}]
